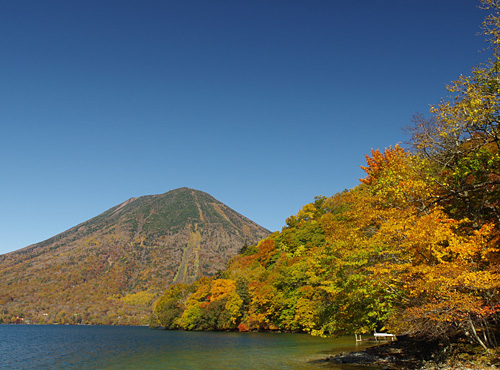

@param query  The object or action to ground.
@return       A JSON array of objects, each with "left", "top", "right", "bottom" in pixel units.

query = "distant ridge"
[{"left": 0, "top": 188, "right": 270, "bottom": 325}]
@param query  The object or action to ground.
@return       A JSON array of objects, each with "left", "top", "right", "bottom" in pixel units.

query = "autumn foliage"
[{"left": 152, "top": 0, "right": 500, "bottom": 351}]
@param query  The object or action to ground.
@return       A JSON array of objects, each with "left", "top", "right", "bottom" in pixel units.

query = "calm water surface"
[{"left": 0, "top": 325, "right": 382, "bottom": 370}]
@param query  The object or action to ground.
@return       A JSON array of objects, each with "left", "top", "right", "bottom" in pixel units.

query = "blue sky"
[{"left": 0, "top": 0, "right": 489, "bottom": 254}]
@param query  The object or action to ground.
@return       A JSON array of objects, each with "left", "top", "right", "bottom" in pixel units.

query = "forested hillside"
[
  {"left": 0, "top": 188, "right": 269, "bottom": 325},
  {"left": 151, "top": 0, "right": 500, "bottom": 351}
]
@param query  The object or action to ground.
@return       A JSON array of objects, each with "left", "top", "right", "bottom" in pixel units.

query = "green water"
[{"left": 0, "top": 325, "right": 382, "bottom": 369}]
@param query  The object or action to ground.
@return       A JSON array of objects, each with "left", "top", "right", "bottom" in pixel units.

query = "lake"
[{"left": 0, "top": 325, "right": 382, "bottom": 369}]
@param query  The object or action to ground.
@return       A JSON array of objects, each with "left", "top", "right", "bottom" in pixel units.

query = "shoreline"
[{"left": 315, "top": 337, "right": 500, "bottom": 370}]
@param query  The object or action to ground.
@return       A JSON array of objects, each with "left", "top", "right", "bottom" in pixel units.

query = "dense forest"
[{"left": 151, "top": 0, "right": 500, "bottom": 352}]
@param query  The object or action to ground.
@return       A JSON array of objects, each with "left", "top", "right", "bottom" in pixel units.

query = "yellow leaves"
[
  {"left": 375, "top": 207, "right": 448, "bottom": 264},
  {"left": 360, "top": 145, "right": 434, "bottom": 209},
  {"left": 432, "top": 66, "right": 500, "bottom": 138},
  {"left": 120, "top": 289, "right": 157, "bottom": 306},
  {"left": 379, "top": 205, "right": 500, "bottom": 331},
  {"left": 297, "top": 203, "right": 317, "bottom": 221},
  {"left": 480, "top": 0, "right": 500, "bottom": 56},
  {"left": 285, "top": 202, "right": 321, "bottom": 227},
  {"left": 449, "top": 222, "right": 497, "bottom": 261},
  {"left": 185, "top": 278, "right": 211, "bottom": 304},
  {"left": 294, "top": 297, "right": 319, "bottom": 331},
  {"left": 360, "top": 141, "right": 500, "bottom": 332},
  {"left": 310, "top": 329, "right": 326, "bottom": 337},
  {"left": 292, "top": 245, "right": 306, "bottom": 257},
  {"left": 460, "top": 270, "right": 500, "bottom": 290},
  {"left": 210, "top": 279, "right": 236, "bottom": 302},
  {"left": 318, "top": 280, "right": 341, "bottom": 295},
  {"left": 224, "top": 291, "right": 243, "bottom": 324}
]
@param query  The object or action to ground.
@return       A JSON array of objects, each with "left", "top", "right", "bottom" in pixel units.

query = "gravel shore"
[{"left": 317, "top": 338, "right": 499, "bottom": 370}]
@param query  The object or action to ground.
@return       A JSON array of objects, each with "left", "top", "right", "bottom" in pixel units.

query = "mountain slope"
[{"left": 0, "top": 188, "right": 270, "bottom": 325}]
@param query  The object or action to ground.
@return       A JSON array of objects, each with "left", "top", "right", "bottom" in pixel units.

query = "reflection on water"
[{"left": 0, "top": 325, "right": 382, "bottom": 370}]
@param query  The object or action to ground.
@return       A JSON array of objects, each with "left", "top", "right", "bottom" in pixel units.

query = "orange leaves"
[
  {"left": 209, "top": 279, "right": 236, "bottom": 302},
  {"left": 361, "top": 145, "right": 433, "bottom": 209},
  {"left": 361, "top": 146, "right": 406, "bottom": 186},
  {"left": 459, "top": 270, "right": 500, "bottom": 291},
  {"left": 377, "top": 207, "right": 460, "bottom": 265},
  {"left": 253, "top": 238, "right": 276, "bottom": 265},
  {"left": 356, "top": 136, "right": 500, "bottom": 343},
  {"left": 450, "top": 222, "right": 497, "bottom": 262},
  {"left": 377, "top": 205, "right": 500, "bottom": 340}
]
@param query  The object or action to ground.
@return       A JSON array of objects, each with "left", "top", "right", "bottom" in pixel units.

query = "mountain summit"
[{"left": 0, "top": 188, "right": 270, "bottom": 325}]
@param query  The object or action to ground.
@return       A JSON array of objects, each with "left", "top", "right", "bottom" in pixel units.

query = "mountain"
[{"left": 0, "top": 188, "right": 270, "bottom": 325}]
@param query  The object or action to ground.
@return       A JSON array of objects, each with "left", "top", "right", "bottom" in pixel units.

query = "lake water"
[{"left": 0, "top": 325, "right": 382, "bottom": 370}]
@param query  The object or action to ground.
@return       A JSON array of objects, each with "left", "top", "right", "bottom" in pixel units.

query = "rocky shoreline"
[{"left": 315, "top": 337, "right": 500, "bottom": 370}]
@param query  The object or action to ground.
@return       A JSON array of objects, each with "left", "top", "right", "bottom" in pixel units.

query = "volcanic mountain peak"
[{"left": 0, "top": 188, "right": 270, "bottom": 325}]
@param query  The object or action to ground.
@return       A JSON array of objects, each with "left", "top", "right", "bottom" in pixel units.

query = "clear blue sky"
[{"left": 0, "top": 0, "right": 489, "bottom": 254}]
